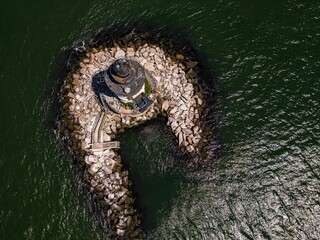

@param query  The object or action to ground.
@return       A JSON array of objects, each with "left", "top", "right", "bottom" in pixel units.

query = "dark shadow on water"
[{"left": 117, "top": 117, "right": 189, "bottom": 230}]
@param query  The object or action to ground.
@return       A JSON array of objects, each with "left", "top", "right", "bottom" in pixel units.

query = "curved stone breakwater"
[{"left": 58, "top": 33, "right": 209, "bottom": 239}]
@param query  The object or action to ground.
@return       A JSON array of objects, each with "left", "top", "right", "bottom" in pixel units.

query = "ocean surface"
[{"left": 1, "top": 1, "right": 319, "bottom": 239}]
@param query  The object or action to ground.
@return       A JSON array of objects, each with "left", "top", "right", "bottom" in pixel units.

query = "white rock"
[
  {"left": 162, "top": 100, "right": 169, "bottom": 111},
  {"left": 142, "top": 51, "right": 149, "bottom": 58},
  {"left": 170, "top": 107, "right": 178, "bottom": 114},
  {"left": 171, "top": 121, "right": 178, "bottom": 131},
  {"left": 108, "top": 193, "right": 115, "bottom": 200},
  {"left": 115, "top": 48, "right": 125, "bottom": 58},
  {"left": 116, "top": 229, "right": 125, "bottom": 236},
  {"left": 126, "top": 51, "right": 135, "bottom": 57},
  {"left": 103, "top": 132, "right": 111, "bottom": 142},
  {"left": 103, "top": 166, "right": 112, "bottom": 174},
  {"left": 178, "top": 133, "right": 183, "bottom": 145},
  {"left": 186, "top": 145, "right": 195, "bottom": 152},
  {"left": 155, "top": 55, "right": 161, "bottom": 62}
]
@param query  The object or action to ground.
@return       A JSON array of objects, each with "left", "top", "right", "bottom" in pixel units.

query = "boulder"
[
  {"left": 186, "top": 145, "right": 195, "bottom": 152},
  {"left": 178, "top": 133, "right": 183, "bottom": 145},
  {"left": 115, "top": 48, "right": 125, "bottom": 58},
  {"left": 111, "top": 203, "right": 122, "bottom": 212},
  {"left": 176, "top": 53, "right": 185, "bottom": 60},
  {"left": 171, "top": 121, "right": 178, "bottom": 131},
  {"left": 154, "top": 55, "right": 161, "bottom": 62},
  {"left": 103, "top": 166, "right": 113, "bottom": 174},
  {"left": 186, "top": 61, "right": 198, "bottom": 69},
  {"left": 116, "top": 229, "right": 125, "bottom": 236},
  {"left": 95, "top": 184, "right": 104, "bottom": 191},
  {"left": 126, "top": 51, "right": 135, "bottom": 57},
  {"left": 187, "top": 68, "right": 197, "bottom": 78},
  {"left": 103, "top": 132, "right": 111, "bottom": 142},
  {"left": 193, "top": 126, "right": 199, "bottom": 134},
  {"left": 108, "top": 193, "right": 115, "bottom": 200},
  {"left": 90, "top": 179, "right": 98, "bottom": 187},
  {"left": 175, "top": 126, "right": 181, "bottom": 135},
  {"left": 169, "top": 107, "right": 178, "bottom": 114},
  {"left": 161, "top": 100, "right": 169, "bottom": 111},
  {"left": 142, "top": 51, "right": 149, "bottom": 58},
  {"left": 117, "top": 220, "right": 127, "bottom": 229},
  {"left": 157, "top": 64, "right": 164, "bottom": 71}
]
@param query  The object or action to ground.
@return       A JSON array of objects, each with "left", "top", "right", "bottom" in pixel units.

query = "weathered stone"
[
  {"left": 186, "top": 145, "right": 195, "bottom": 152},
  {"left": 170, "top": 107, "right": 178, "bottom": 114},
  {"left": 126, "top": 51, "right": 135, "bottom": 57},
  {"left": 142, "top": 51, "right": 149, "bottom": 58},
  {"left": 154, "top": 55, "right": 161, "bottom": 62},
  {"left": 162, "top": 100, "right": 169, "bottom": 111},
  {"left": 103, "top": 166, "right": 113, "bottom": 174},
  {"left": 176, "top": 53, "right": 184, "bottom": 60},
  {"left": 90, "top": 179, "right": 98, "bottom": 187},
  {"left": 95, "top": 184, "right": 104, "bottom": 191},
  {"left": 186, "top": 61, "right": 198, "bottom": 69},
  {"left": 171, "top": 121, "right": 178, "bottom": 131},
  {"left": 116, "top": 229, "right": 125, "bottom": 236},
  {"left": 117, "top": 220, "right": 127, "bottom": 229},
  {"left": 115, "top": 48, "right": 125, "bottom": 58},
  {"left": 175, "top": 126, "right": 181, "bottom": 135},
  {"left": 127, "top": 47, "right": 135, "bottom": 52},
  {"left": 108, "top": 193, "right": 115, "bottom": 200},
  {"left": 178, "top": 133, "right": 183, "bottom": 145},
  {"left": 183, "top": 128, "right": 193, "bottom": 135},
  {"left": 156, "top": 64, "right": 164, "bottom": 70},
  {"left": 88, "top": 164, "right": 99, "bottom": 175},
  {"left": 103, "top": 132, "right": 111, "bottom": 142}
]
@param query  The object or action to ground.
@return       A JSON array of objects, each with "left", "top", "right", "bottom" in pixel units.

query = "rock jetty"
[{"left": 58, "top": 33, "right": 208, "bottom": 239}]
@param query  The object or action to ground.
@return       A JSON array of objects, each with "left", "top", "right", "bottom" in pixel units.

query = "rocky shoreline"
[{"left": 58, "top": 33, "right": 209, "bottom": 239}]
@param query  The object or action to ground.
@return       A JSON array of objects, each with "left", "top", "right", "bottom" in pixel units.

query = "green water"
[{"left": 1, "top": 1, "right": 319, "bottom": 239}]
